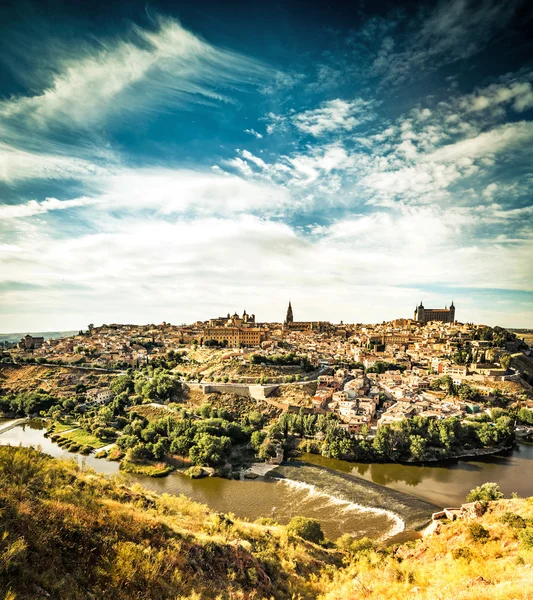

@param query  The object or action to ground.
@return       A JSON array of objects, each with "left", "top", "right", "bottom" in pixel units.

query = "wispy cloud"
[
  {"left": 292, "top": 99, "right": 377, "bottom": 136},
  {"left": 244, "top": 128, "right": 264, "bottom": 139},
  {"left": 0, "top": 17, "right": 269, "bottom": 134}
]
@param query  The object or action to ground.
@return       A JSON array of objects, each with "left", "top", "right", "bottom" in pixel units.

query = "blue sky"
[{"left": 1, "top": 0, "right": 533, "bottom": 330}]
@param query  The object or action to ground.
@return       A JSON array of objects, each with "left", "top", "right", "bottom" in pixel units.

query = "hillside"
[
  {"left": 0, "top": 331, "right": 77, "bottom": 345},
  {"left": 0, "top": 364, "right": 113, "bottom": 396},
  {"left": 2, "top": 447, "right": 533, "bottom": 599}
]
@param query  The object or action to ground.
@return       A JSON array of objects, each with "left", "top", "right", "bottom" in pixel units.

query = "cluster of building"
[{"left": 6, "top": 301, "right": 531, "bottom": 434}]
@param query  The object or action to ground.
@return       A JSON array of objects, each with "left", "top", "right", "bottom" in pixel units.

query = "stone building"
[
  {"left": 414, "top": 301, "right": 455, "bottom": 324},
  {"left": 18, "top": 334, "right": 45, "bottom": 350}
]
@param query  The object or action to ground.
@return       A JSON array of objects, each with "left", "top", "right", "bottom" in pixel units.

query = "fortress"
[{"left": 414, "top": 301, "right": 455, "bottom": 325}]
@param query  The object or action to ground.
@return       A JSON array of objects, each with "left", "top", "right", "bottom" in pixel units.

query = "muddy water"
[
  {"left": 4, "top": 419, "right": 531, "bottom": 540},
  {"left": 299, "top": 445, "right": 533, "bottom": 507}
]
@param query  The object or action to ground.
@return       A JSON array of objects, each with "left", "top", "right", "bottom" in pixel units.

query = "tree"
[
  {"left": 189, "top": 434, "right": 231, "bottom": 467},
  {"left": 500, "top": 354, "right": 512, "bottom": 370},
  {"left": 257, "top": 438, "right": 277, "bottom": 461},
  {"left": 152, "top": 438, "right": 169, "bottom": 460},
  {"left": 251, "top": 430, "right": 267, "bottom": 451},
  {"left": 372, "top": 425, "right": 394, "bottom": 458},
  {"left": 94, "top": 427, "right": 116, "bottom": 441},
  {"left": 110, "top": 374, "right": 134, "bottom": 395},
  {"left": 287, "top": 517, "right": 324, "bottom": 544},
  {"left": 409, "top": 435, "right": 427, "bottom": 460},
  {"left": 518, "top": 408, "right": 533, "bottom": 425},
  {"left": 125, "top": 444, "right": 152, "bottom": 462},
  {"left": 466, "top": 482, "right": 504, "bottom": 503}
]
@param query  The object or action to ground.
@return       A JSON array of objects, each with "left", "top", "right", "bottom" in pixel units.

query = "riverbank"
[
  {"left": 0, "top": 419, "right": 429, "bottom": 541},
  {"left": 4, "top": 418, "right": 533, "bottom": 543},
  {"left": 403, "top": 443, "right": 516, "bottom": 462}
]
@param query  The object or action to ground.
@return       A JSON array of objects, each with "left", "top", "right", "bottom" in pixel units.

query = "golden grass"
[{"left": 2, "top": 445, "right": 533, "bottom": 600}]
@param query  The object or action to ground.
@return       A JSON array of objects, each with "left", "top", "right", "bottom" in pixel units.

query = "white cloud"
[
  {"left": 0, "top": 168, "right": 293, "bottom": 221},
  {"left": 423, "top": 121, "right": 533, "bottom": 163},
  {"left": 3, "top": 207, "right": 532, "bottom": 330},
  {"left": 0, "top": 196, "right": 97, "bottom": 220},
  {"left": 460, "top": 79, "right": 533, "bottom": 114},
  {"left": 292, "top": 99, "right": 376, "bottom": 136},
  {"left": 0, "top": 143, "right": 113, "bottom": 184},
  {"left": 244, "top": 128, "right": 263, "bottom": 139},
  {"left": 0, "top": 17, "right": 269, "bottom": 135}
]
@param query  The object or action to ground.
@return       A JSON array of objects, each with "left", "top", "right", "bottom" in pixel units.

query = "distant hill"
[{"left": 0, "top": 330, "right": 77, "bottom": 344}]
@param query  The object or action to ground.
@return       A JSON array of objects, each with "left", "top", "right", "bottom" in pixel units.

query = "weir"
[{"left": 270, "top": 461, "right": 440, "bottom": 533}]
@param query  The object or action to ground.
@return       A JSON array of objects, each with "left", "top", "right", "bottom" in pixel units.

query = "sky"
[{"left": 1, "top": 0, "right": 533, "bottom": 331}]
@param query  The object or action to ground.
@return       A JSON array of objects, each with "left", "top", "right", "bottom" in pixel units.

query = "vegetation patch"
[
  {"left": 120, "top": 459, "right": 174, "bottom": 477},
  {"left": 63, "top": 428, "right": 108, "bottom": 449},
  {"left": 184, "top": 465, "right": 208, "bottom": 478}
]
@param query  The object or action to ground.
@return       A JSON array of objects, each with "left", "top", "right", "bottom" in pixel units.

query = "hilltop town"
[{"left": 1, "top": 302, "right": 533, "bottom": 474}]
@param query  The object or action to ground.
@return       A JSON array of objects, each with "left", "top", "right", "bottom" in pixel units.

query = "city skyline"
[{"left": 1, "top": 0, "right": 533, "bottom": 330}]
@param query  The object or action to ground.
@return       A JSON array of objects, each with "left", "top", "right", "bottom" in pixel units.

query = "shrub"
[
  {"left": 336, "top": 534, "right": 375, "bottom": 556},
  {"left": 256, "top": 517, "right": 279, "bottom": 526},
  {"left": 466, "top": 482, "right": 504, "bottom": 503},
  {"left": 500, "top": 511, "right": 526, "bottom": 529},
  {"left": 185, "top": 466, "right": 205, "bottom": 479},
  {"left": 286, "top": 517, "right": 324, "bottom": 544},
  {"left": 469, "top": 523, "right": 490, "bottom": 542},
  {"left": 452, "top": 546, "right": 474, "bottom": 561},
  {"left": 519, "top": 527, "right": 533, "bottom": 549}
]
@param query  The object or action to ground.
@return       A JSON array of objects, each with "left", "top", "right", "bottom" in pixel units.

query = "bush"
[
  {"left": 466, "top": 482, "right": 504, "bottom": 503},
  {"left": 500, "top": 511, "right": 526, "bottom": 529},
  {"left": 286, "top": 517, "right": 324, "bottom": 544},
  {"left": 256, "top": 517, "right": 279, "bottom": 526},
  {"left": 519, "top": 527, "right": 533, "bottom": 549},
  {"left": 185, "top": 466, "right": 205, "bottom": 479},
  {"left": 469, "top": 523, "right": 490, "bottom": 542},
  {"left": 452, "top": 546, "right": 474, "bottom": 561},
  {"left": 336, "top": 534, "right": 375, "bottom": 556}
]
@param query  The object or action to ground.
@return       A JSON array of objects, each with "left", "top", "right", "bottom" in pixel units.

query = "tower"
[
  {"left": 285, "top": 301, "right": 293, "bottom": 324},
  {"left": 449, "top": 301, "right": 455, "bottom": 323},
  {"left": 414, "top": 301, "right": 425, "bottom": 323}
]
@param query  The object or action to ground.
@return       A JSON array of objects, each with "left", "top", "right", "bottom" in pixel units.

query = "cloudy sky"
[{"left": 1, "top": 0, "right": 533, "bottom": 331}]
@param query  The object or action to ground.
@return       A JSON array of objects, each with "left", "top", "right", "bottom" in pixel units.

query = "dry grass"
[
  {"left": 2, "top": 445, "right": 533, "bottom": 600},
  {"left": 317, "top": 498, "right": 533, "bottom": 600}
]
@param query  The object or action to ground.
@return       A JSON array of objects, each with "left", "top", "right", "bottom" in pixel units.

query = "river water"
[{"left": 2, "top": 419, "right": 533, "bottom": 541}]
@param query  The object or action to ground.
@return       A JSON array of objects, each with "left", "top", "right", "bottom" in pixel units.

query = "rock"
[{"left": 422, "top": 520, "right": 441, "bottom": 537}]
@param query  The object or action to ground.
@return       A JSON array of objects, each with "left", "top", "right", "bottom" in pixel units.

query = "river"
[{"left": 2, "top": 419, "right": 533, "bottom": 542}]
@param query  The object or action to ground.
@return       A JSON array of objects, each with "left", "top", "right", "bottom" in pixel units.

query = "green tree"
[
  {"left": 286, "top": 517, "right": 324, "bottom": 544},
  {"left": 409, "top": 435, "right": 427, "bottom": 460},
  {"left": 251, "top": 430, "right": 267, "bottom": 451},
  {"left": 189, "top": 434, "right": 231, "bottom": 467},
  {"left": 466, "top": 482, "right": 504, "bottom": 503}
]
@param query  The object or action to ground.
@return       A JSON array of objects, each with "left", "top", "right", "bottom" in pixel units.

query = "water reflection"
[
  {"left": 0, "top": 422, "right": 401, "bottom": 540},
  {"left": 300, "top": 446, "right": 533, "bottom": 507},
  {"left": 3, "top": 420, "right": 533, "bottom": 536}
]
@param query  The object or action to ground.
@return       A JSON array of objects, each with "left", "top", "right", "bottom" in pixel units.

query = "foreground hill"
[{"left": 1, "top": 446, "right": 533, "bottom": 599}]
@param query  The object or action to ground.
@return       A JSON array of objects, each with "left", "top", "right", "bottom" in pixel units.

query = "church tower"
[
  {"left": 285, "top": 301, "right": 294, "bottom": 324},
  {"left": 414, "top": 301, "right": 425, "bottom": 323}
]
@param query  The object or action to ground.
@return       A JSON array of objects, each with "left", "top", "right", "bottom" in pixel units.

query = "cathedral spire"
[{"left": 285, "top": 300, "right": 293, "bottom": 324}]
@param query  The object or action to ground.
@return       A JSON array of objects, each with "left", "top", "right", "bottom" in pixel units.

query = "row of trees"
[
  {"left": 116, "top": 404, "right": 266, "bottom": 468},
  {"left": 254, "top": 409, "right": 516, "bottom": 463},
  {"left": 249, "top": 353, "right": 315, "bottom": 372}
]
